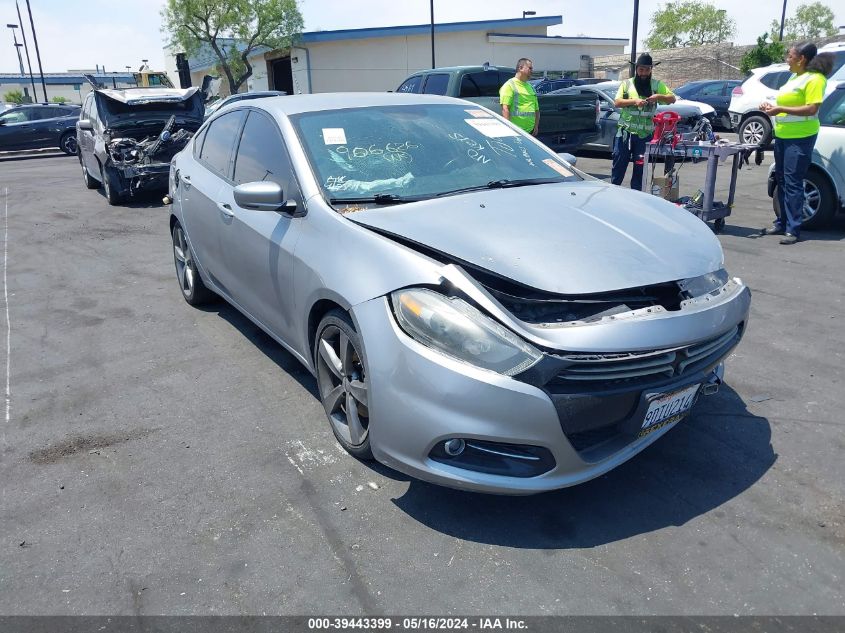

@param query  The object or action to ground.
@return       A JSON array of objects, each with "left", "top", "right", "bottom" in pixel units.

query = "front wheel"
[
  {"left": 100, "top": 164, "right": 122, "bottom": 205},
  {"left": 80, "top": 159, "right": 99, "bottom": 189},
  {"left": 773, "top": 169, "right": 836, "bottom": 230},
  {"left": 314, "top": 310, "right": 374, "bottom": 460}
]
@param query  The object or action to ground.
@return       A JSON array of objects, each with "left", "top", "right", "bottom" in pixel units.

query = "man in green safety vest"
[
  {"left": 612, "top": 53, "right": 676, "bottom": 191},
  {"left": 499, "top": 58, "right": 539, "bottom": 135}
]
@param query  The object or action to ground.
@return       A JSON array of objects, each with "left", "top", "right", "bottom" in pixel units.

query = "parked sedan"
[
  {"left": 550, "top": 82, "right": 716, "bottom": 154},
  {"left": 674, "top": 80, "right": 741, "bottom": 130},
  {"left": 169, "top": 93, "right": 750, "bottom": 494},
  {"left": 0, "top": 103, "right": 81, "bottom": 154},
  {"left": 767, "top": 82, "right": 845, "bottom": 229}
]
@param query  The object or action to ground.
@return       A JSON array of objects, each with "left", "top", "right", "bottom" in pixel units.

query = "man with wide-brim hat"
[{"left": 611, "top": 52, "right": 676, "bottom": 191}]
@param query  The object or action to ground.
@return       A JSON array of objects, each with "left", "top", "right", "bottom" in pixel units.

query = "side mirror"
[
  {"left": 77, "top": 119, "right": 93, "bottom": 131},
  {"left": 557, "top": 152, "right": 577, "bottom": 166},
  {"left": 233, "top": 181, "right": 299, "bottom": 214}
]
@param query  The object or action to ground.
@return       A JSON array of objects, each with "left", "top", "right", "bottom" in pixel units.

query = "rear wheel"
[
  {"left": 60, "top": 132, "right": 78, "bottom": 155},
  {"left": 314, "top": 310, "right": 374, "bottom": 460},
  {"left": 738, "top": 114, "right": 772, "bottom": 147},
  {"left": 172, "top": 223, "right": 215, "bottom": 305},
  {"left": 772, "top": 169, "right": 836, "bottom": 230}
]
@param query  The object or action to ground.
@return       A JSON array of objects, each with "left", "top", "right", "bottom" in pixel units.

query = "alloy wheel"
[
  {"left": 316, "top": 325, "right": 369, "bottom": 447},
  {"left": 172, "top": 226, "right": 196, "bottom": 298},
  {"left": 62, "top": 135, "right": 78, "bottom": 155},
  {"left": 801, "top": 179, "right": 821, "bottom": 223},
  {"left": 742, "top": 121, "right": 765, "bottom": 145}
]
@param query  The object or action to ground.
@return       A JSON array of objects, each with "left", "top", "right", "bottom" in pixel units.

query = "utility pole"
[
  {"left": 15, "top": 1, "right": 38, "bottom": 101},
  {"left": 629, "top": 0, "right": 639, "bottom": 78},
  {"left": 779, "top": 0, "right": 787, "bottom": 41},
  {"left": 24, "top": 0, "right": 48, "bottom": 102},
  {"left": 430, "top": 0, "right": 435, "bottom": 69}
]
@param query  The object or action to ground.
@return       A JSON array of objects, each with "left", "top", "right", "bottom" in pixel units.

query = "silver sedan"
[{"left": 168, "top": 92, "right": 750, "bottom": 494}]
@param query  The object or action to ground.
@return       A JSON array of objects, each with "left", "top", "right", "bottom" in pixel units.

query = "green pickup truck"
[{"left": 396, "top": 65, "right": 599, "bottom": 152}]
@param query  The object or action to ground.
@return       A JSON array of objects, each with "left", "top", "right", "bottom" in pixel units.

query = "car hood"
[
  {"left": 671, "top": 99, "right": 715, "bottom": 116},
  {"left": 348, "top": 181, "right": 723, "bottom": 295},
  {"left": 97, "top": 87, "right": 200, "bottom": 104}
]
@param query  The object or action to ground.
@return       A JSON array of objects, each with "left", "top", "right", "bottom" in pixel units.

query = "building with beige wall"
[{"left": 166, "top": 15, "right": 626, "bottom": 97}]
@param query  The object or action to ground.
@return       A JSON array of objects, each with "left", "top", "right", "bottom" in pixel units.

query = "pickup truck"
[{"left": 396, "top": 65, "right": 599, "bottom": 152}]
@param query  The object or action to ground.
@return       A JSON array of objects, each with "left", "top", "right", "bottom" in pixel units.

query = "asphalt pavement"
[{"left": 1, "top": 148, "right": 843, "bottom": 615}]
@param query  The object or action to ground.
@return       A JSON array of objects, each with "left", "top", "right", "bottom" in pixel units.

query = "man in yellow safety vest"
[{"left": 499, "top": 58, "right": 539, "bottom": 135}]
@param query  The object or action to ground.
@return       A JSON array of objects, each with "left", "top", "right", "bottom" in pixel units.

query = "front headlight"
[
  {"left": 679, "top": 269, "right": 729, "bottom": 298},
  {"left": 391, "top": 288, "right": 542, "bottom": 376}
]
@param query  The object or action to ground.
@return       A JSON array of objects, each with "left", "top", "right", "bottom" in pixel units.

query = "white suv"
[{"left": 729, "top": 43, "right": 845, "bottom": 146}]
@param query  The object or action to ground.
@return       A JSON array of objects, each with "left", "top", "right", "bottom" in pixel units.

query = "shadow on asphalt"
[
  {"left": 194, "top": 300, "right": 320, "bottom": 400},
  {"left": 389, "top": 384, "right": 775, "bottom": 548},
  {"left": 0, "top": 150, "right": 70, "bottom": 162}
]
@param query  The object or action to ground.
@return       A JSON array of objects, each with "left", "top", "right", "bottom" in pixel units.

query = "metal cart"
[{"left": 643, "top": 141, "right": 759, "bottom": 232}]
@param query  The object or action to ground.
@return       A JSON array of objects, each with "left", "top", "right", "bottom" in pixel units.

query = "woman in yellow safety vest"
[{"left": 760, "top": 43, "right": 834, "bottom": 244}]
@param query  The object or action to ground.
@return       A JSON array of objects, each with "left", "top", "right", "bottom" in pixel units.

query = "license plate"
[{"left": 640, "top": 384, "right": 700, "bottom": 437}]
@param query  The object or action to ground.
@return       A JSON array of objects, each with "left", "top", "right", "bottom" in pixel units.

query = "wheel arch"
[{"left": 807, "top": 164, "right": 842, "bottom": 211}]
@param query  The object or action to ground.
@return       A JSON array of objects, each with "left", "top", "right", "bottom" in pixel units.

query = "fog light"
[{"left": 444, "top": 438, "right": 466, "bottom": 456}]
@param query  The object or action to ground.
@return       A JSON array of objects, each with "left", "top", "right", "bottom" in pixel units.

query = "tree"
[
  {"left": 769, "top": 2, "right": 837, "bottom": 41},
  {"left": 741, "top": 34, "right": 787, "bottom": 73},
  {"left": 162, "top": 0, "right": 303, "bottom": 96},
  {"left": 645, "top": 1, "right": 736, "bottom": 50},
  {"left": 3, "top": 90, "right": 25, "bottom": 104}
]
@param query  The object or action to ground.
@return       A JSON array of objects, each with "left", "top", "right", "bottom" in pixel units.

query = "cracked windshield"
[{"left": 292, "top": 104, "right": 581, "bottom": 203}]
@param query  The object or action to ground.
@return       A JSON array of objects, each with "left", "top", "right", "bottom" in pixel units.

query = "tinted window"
[
  {"left": 0, "top": 109, "right": 29, "bottom": 124},
  {"left": 199, "top": 110, "right": 245, "bottom": 178},
  {"left": 698, "top": 82, "right": 724, "bottom": 96},
  {"left": 233, "top": 111, "right": 291, "bottom": 188},
  {"left": 820, "top": 88, "right": 845, "bottom": 127},
  {"left": 397, "top": 76, "right": 422, "bottom": 93},
  {"left": 459, "top": 72, "right": 502, "bottom": 98},
  {"left": 422, "top": 73, "right": 449, "bottom": 95},
  {"left": 760, "top": 71, "right": 791, "bottom": 89}
]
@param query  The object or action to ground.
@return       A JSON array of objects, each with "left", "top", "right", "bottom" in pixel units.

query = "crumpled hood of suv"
[
  {"left": 97, "top": 87, "right": 200, "bottom": 105},
  {"left": 349, "top": 180, "right": 724, "bottom": 295}
]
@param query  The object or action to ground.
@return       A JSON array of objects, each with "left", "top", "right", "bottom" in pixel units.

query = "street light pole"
[
  {"left": 15, "top": 1, "right": 38, "bottom": 101},
  {"left": 629, "top": 0, "right": 640, "bottom": 78},
  {"left": 430, "top": 0, "right": 435, "bottom": 69},
  {"left": 6, "top": 25, "right": 25, "bottom": 75},
  {"left": 779, "top": 0, "right": 787, "bottom": 41},
  {"left": 24, "top": 0, "right": 48, "bottom": 103}
]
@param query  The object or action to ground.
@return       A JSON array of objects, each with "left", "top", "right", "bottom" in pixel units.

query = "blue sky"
[{"left": 0, "top": 0, "right": 842, "bottom": 73}]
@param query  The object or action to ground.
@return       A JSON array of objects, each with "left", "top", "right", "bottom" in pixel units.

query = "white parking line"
[{"left": 3, "top": 187, "right": 9, "bottom": 426}]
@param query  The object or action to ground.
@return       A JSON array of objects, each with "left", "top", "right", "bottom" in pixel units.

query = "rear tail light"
[{"left": 731, "top": 86, "right": 743, "bottom": 96}]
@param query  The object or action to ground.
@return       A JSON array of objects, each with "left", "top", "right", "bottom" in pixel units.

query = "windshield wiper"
[
  {"left": 328, "top": 193, "right": 428, "bottom": 206},
  {"left": 436, "top": 177, "right": 563, "bottom": 197}
]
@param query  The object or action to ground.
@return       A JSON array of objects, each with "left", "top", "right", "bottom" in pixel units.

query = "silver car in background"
[{"left": 168, "top": 93, "right": 750, "bottom": 494}]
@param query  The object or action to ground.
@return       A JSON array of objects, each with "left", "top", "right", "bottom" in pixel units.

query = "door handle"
[
  {"left": 216, "top": 202, "right": 234, "bottom": 218},
  {"left": 180, "top": 173, "right": 191, "bottom": 189}
]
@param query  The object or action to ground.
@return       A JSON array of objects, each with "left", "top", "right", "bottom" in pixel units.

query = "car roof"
[
  {"left": 409, "top": 65, "right": 513, "bottom": 75},
  {"left": 231, "top": 92, "right": 478, "bottom": 117}
]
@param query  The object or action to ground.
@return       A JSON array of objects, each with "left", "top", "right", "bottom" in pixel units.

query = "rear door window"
[
  {"left": 820, "top": 89, "right": 845, "bottom": 127},
  {"left": 422, "top": 73, "right": 449, "bottom": 95},
  {"left": 459, "top": 72, "right": 502, "bottom": 98},
  {"left": 199, "top": 110, "right": 246, "bottom": 179},
  {"left": 760, "top": 71, "right": 791, "bottom": 89}
]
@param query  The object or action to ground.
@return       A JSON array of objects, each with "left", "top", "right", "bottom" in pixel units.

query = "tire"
[
  {"left": 59, "top": 132, "right": 78, "bottom": 156},
  {"left": 314, "top": 310, "right": 374, "bottom": 460},
  {"left": 772, "top": 169, "right": 836, "bottom": 230},
  {"left": 738, "top": 114, "right": 772, "bottom": 147},
  {"left": 100, "top": 163, "right": 122, "bottom": 205},
  {"left": 80, "top": 159, "right": 99, "bottom": 189},
  {"left": 171, "top": 223, "right": 215, "bottom": 305}
]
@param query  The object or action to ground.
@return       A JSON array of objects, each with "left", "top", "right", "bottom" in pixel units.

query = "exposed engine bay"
[{"left": 106, "top": 115, "right": 193, "bottom": 168}]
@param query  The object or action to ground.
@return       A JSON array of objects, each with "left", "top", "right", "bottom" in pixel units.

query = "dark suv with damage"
[{"left": 77, "top": 87, "right": 204, "bottom": 204}]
